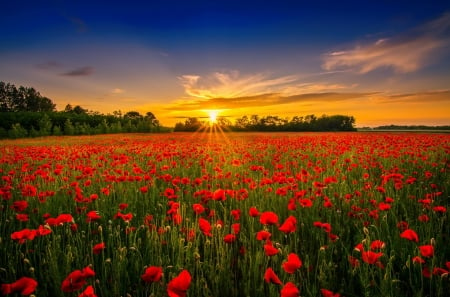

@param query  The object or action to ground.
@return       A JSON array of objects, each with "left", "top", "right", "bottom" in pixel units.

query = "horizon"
[{"left": 1, "top": 1, "right": 449, "bottom": 127}]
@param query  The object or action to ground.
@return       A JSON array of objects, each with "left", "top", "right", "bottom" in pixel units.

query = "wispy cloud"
[
  {"left": 375, "top": 90, "right": 450, "bottom": 103},
  {"left": 35, "top": 61, "right": 62, "bottom": 70},
  {"left": 165, "top": 92, "right": 376, "bottom": 111},
  {"left": 112, "top": 88, "right": 125, "bottom": 94},
  {"left": 179, "top": 71, "right": 299, "bottom": 99},
  {"left": 322, "top": 13, "right": 450, "bottom": 73},
  {"left": 61, "top": 66, "right": 94, "bottom": 76},
  {"left": 170, "top": 70, "right": 371, "bottom": 111}
]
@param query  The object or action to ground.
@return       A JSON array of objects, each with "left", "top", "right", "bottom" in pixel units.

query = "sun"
[{"left": 208, "top": 110, "right": 218, "bottom": 124}]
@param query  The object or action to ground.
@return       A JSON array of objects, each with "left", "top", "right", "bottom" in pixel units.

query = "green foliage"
[
  {"left": 0, "top": 81, "right": 56, "bottom": 112},
  {"left": 174, "top": 114, "right": 357, "bottom": 132},
  {"left": 0, "top": 81, "right": 164, "bottom": 139}
]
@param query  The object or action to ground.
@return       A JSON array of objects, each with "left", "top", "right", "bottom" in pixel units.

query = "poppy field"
[{"left": 0, "top": 132, "right": 449, "bottom": 297}]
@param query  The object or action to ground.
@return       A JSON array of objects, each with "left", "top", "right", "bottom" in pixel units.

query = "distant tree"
[
  {"left": 124, "top": 111, "right": 143, "bottom": 120},
  {"left": 8, "top": 123, "right": 28, "bottom": 138},
  {"left": 145, "top": 112, "right": 160, "bottom": 126},
  {"left": 234, "top": 115, "right": 249, "bottom": 130},
  {"left": 52, "top": 125, "right": 62, "bottom": 136},
  {"left": 64, "top": 119, "right": 75, "bottom": 135},
  {"left": 64, "top": 104, "right": 73, "bottom": 112},
  {"left": 215, "top": 117, "right": 232, "bottom": 128},
  {"left": 72, "top": 105, "right": 88, "bottom": 114},
  {"left": 0, "top": 81, "right": 55, "bottom": 112},
  {"left": 38, "top": 114, "right": 52, "bottom": 136},
  {"left": 112, "top": 110, "right": 122, "bottom": 118}
]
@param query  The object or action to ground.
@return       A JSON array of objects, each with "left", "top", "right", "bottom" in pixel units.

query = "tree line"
[
  {"left": 0, "top": 82, "right": 165, "bottom": 138},
  {"left": 174, "top": 114, "right": 357, "bottom": 132}
]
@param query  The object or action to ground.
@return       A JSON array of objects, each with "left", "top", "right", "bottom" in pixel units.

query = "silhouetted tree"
[{"left": 0, "top": 81, "right": 55, "bottom": 112}]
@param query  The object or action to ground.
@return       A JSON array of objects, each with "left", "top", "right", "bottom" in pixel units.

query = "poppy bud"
[{"left": 363, "top": 227, "right": 369, "bottom": 235}]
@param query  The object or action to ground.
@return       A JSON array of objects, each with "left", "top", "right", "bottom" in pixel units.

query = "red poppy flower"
[
  {"left": 86, "top": 211, "right": 101, "bottom": 222},
  {"left": 348, "top": 256, "right": 360, "bottom": 268},
  {"left": 299, "top": 198, "right": 313, "bottom": 208},
  {"left": 321, "top": 288, "right": 341, "bottom": 297},
  {"left": 279, "top": 216, "right": 296, "bottom": 234},
  {"left": 16, "top": 213, "right": 29, "bottom": 222},
  {"left": 433, "top": 267, "right": 449, "bottom": 276},
  {"left": 418, "top": 214, "right": 429, "bottom": 222},
  {"left": 412, "top": 256, "right": 425, "bottom": 264},
  {"left": 61, "top": 270, "right": 87, "bottom": 292},
  {"left": 199, "top": 218, "right": 212, "bottom": 237},
  {"left": 45, "top": 213, "right": 74, "bottom": 226},
  {"left": 264, "top": 241, "right": 279, "bottom": 256},
  {"left": 93, "top": 242, "right": 106, "bottom": 255},
  {"left": 259, "top": 211, "right": 279, "bottom": 225},
  {"left": 119, "top": 203, "right": 129, "bottom": 210},
  {"left": 264, "top": 267, "right": 282, "bottom": 285},
  {"left": 370, "top": 240, "right": 386, "bottom": 251},
  {"left": 167, "top": 269, "right": 191, "bottom": 297},
  {"left": 21, "top": 184, "right": 37, "bottom": 197},
  {"left": 224, "top": 234, "right": 236, "bottom": 243},
  {"left": 422, "top": 267, "right": 431, "bottom": 278},
  {"left": 249, "top": 206, "right": 260, "bottom": 217},
  {"left": 11, "top": 228, "right": 37, "bottom": 244},
  {"left": 361, "top": 251, "right": 383, "bottom": 264},
  {"left": 61, "top": 266, "right": 95, "bottom": 292},
  {"left": 419, "top": 245, "right": 434, "bottom": 258},
  {"left": 212, "top": 189, "right": 226, "bottom": 201},
  {"left": 313, "top": 222, "right": 331, "bottom": 233},
  {"left": 280, "top": 282, "right": 300, "bottom": 297},
  {"left": 232, "top": 223, "right": 240, "bottom": 234},
  {"left": 378, "top": 202, "right": 391, "bottom": 211},
  {"left": 11, "top": 200, "right": 28, "bottom": 212},
  {"left": 192, "top": 203, "right": 205, "bottom": 215},
  {"left": 36, "top": 224, "right": 52, "bottom": 236},
  {"left": 282, "top": 253, "right": 302, "bottom": 273},
  {"left": 256, "top": 230, "right": 271, "bottom": 241},
  {"left": 433, "top": 206, "right": 446, "bottom": 213},
  {"left": 231, "top": 209, "right": 241, "bottom": 220},
  {"left": 1, "top": 277, "right": 38, "bottom": 296},
  {"left": 400, "top": 229, "right": 419, "bottom": 243},
  {"left": 141, "top": 266, "right": 163, "bottom": 283},
  {"left": 78, "top": 285, "right": 97, "bottom": 297}
]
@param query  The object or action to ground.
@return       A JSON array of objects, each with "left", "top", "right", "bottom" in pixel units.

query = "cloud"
[
  {"left": 112, "top": 88, "right": 125, "bottom": 94},
  {"left": 375, "top": 90, "right": 450, "bottom": 103},
  {"left": 165, "top": 91, "right": 376, "bottom": 111},
  {"left": 61, "top": 66, "right": 94, "bottom": 76},
  {"left": 179, "top": 71, "right": 299, "bottom": 99},
  {"left": 35, "top": 61, "right": 62, "bottom": 70},
  {"left": 322, "top": 13, "right": 450, "bottom": 73},
  {"left": 169, "top": 70, "right": 370, "bottom": 111}
]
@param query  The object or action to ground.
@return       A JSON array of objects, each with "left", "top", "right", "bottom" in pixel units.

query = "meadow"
[{"left": 0, "top": 132, "right": 449, "bottom": 297}]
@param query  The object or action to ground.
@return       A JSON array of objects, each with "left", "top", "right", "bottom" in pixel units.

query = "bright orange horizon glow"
[{"left": 208, "top": 110, "right": 218, "bottom": 125}]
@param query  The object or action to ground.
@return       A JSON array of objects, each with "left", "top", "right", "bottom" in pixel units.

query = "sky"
[{"left": 1, "top": 0, "right": 450, "bottom": 127}]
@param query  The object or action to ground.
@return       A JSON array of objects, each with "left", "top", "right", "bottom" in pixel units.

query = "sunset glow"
[
  {"left": 0, "top": 1, "right": 449, "bottom": 127},
  {"left": 208, "top": 110, "right": 218, "bottom": 125}
]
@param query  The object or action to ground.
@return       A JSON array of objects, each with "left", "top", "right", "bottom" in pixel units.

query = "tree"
[
  {"left": 0, "top": 82, "right": 55, "bottom": 112},
  {"left": 64, "top": 119, "right": 75, "bottom": 135},
  {"left": 72, "top": 105, "right": 87, "bottom": 114},
  {"left": 145, "top": 112, "right": 160, "bottom": 126},
  {"left": 38, "top": 114, "right": 52, "bottom": 136},
  {"left": 124, "top": 111, "right": 143, "bottom": 120}
]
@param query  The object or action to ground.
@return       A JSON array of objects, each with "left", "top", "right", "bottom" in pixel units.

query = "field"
[{"left": 0, "top": 132, "right": 449, "bottom": 297}]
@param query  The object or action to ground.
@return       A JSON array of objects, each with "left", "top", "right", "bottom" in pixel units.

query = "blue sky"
[{"left": 1, "top": 0, "right": 449, "bottom": 126}]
